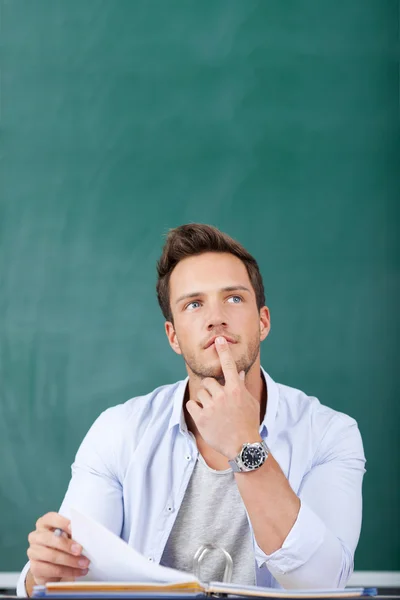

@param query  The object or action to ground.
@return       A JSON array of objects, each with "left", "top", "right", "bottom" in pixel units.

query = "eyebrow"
[{"left": 175, "top": 285, "right": 251, "bottom": 305}]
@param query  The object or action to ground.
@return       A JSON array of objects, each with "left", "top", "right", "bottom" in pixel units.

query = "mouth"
[{"left": 204, "top": 335, "right": 237, "bottom": 349}]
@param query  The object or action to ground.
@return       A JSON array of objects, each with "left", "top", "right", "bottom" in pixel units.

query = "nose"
[
  {"left": 207, "top": 320, "right": 227, "bottom": 331},
  {"left": 206, "top": 302, "right": 228, "bottom": 331}
]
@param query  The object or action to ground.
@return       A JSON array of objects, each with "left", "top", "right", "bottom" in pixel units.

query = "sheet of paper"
[
  {"left": 208, "top": 583, "right": 367, "bottom": 598},
  {"left": 70, "top": 508, "right": 198, "bottom": 584}
]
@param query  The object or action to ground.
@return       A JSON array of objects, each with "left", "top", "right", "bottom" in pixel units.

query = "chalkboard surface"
[{"left": 1, "top": 0, "right": 399, "bottom": 572}]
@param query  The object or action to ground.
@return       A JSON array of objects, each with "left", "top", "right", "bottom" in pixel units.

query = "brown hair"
[{"left": 156, "top": 223, "right": 266, "bottom": 322}]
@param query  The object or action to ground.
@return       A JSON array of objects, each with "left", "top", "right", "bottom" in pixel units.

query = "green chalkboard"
[{"left": 0, "top": 0, "right": 399, "bottom": 574}]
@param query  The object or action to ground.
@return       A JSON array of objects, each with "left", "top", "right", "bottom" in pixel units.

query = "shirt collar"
[
  {"left": 168, "top": 368, "right": 280, "bottom": 440},
  {"left": 168, "top": 377, "right": 190, "bottom": 434},
  {"left": 259, "top": 367, "right": 280, "bottom": 440}
]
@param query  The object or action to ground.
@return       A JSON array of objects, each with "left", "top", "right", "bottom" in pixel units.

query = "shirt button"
[
  {"left": 185, "top": 454, "right": 191, "bottom": 461},
  {"left": 148, "top": 557, "right": 153, "bottom": 562},
  {"left": 167, "top": 506, "right": 173, "bottom": 512}
]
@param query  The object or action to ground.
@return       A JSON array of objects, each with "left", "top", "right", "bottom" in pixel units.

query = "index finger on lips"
[{"left": 215, "top": 336, "right": 240, "bottom": 385}]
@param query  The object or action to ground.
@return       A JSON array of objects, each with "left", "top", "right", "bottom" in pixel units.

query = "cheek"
[
  {"left": 173, "top": 320, "right": 196, "bottom": 350},
  {"left": 241, "top": 315, "right": 263, "bottom": 341},
  {"left": 233, "top": 308, "right": 257, "bottom": 328},
  {"left": 178, "top": 312, "right": 203, "bottom": 332}
]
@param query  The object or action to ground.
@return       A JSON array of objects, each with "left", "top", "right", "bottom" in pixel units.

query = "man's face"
[{"left": 165, "top": 252, "right": 270, "bottom": 383}]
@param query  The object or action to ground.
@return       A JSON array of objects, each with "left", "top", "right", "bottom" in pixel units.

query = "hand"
[
  {"left": 27, "top": 512, "right": 90, "bottom": 587},
  {"left": 186, "top": 336, "right": 261, "bottom": 458}
]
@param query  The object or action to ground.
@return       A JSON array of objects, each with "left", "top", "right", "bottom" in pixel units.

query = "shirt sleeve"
[
  {"left": 16, "top": 561, "right": 31, "bottom": 598},
  {"left": 58, "top": 407, "right": 124, "bottom": 529},
  {"left": 254, "top": 414, "right": 366, "bottom": 589},
  {"left": 16, "top": 407, "right": 125, "bottom": 597}
]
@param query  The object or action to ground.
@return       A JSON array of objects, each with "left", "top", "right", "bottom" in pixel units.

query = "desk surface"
[
  {"left": 1, "top": 593, "right": 399, "bottom": 600},
  {"left": 2, "top": 589, "right": 400, "bottom": 599}
]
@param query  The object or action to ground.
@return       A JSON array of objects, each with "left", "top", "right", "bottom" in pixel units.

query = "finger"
[
  {"left": 36, "top": 512, "right": 71, "bottom": 534},
  {"left": 30, "top": 559, "right": 88, "bottom": 582},
  {"left": 186, "top": 399, "right": 202, "bottom": 422},
  {"left": 196, "top": 388, "right": 212, "bottom": 408},
  {"left": 215, "top": 336, "right": 240, "bottom": 385},
  {"left": 29, "top": 530, "right": 83, "bottom": 557},
  {"left": 28, "top": 544, "right": 90, "bottom": 571},
  {"left": 53, "top": 528, "right": 71, "bottom": 545},
  {"left": 201, "top": 377, "right": 223, "bottom": 397}
]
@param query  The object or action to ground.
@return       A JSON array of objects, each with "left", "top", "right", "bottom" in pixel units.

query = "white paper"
[
  {"left": 209, "top": 582, "right": 366, "bottom": 598},
  {"left": 70, "top": 508, "right": 198, "bottom": 584}
]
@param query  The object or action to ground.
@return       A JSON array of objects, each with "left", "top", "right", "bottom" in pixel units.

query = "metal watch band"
[{"left": 228, "top": 439, "right": 269, "bottom": 473}]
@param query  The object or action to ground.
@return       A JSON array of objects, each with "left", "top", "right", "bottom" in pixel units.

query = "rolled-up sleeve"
[
  {"left": 254, "top": 501, "right": 326, "bottom": 572},
  {"left": 255, "top": 415, "right": 366, "bottom": 589}
]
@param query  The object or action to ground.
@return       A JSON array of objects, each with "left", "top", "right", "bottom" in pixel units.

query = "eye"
[
  {"left": 227, "top": 295, "right": 243, "bottom": 304},
  {"left": 185, "top": 301, "right": 201, "bottom": 311}
]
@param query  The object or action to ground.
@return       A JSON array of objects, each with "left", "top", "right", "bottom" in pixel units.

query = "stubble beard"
[{"left": 180, "top": 334, "right": 260, "bottom": 385}]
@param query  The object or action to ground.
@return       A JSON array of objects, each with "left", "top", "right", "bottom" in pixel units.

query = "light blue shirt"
[{"left": 18, "top": 369, "right": 366, "bottom": 595}]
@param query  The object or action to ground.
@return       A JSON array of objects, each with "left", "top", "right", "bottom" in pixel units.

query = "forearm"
[
  {"left": 232, "top": 412, "right": 364, "bottom": 589},
  {"left": 236, "top": 455, "right": 356, "bottom": 589},
  {"left": 235, "top": 452, "right": 300, "bottom": 555}
]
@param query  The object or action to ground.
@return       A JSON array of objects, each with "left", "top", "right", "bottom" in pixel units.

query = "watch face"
[{"left": 241, "top": 444, "right": 265, "bottom": 469}]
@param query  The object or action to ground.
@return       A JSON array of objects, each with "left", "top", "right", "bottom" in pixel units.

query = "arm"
[
  {"left": 18, "top": 408, "right": 124, "bottom": 597},
  {"left": 234, "top": 452, "right": 300, "bottom": 556},
  {"left": 236, "top": 416, "right": 365, "bottom": 589},
  {"left": 58, "top": 407, "right": 124, "bottom": 529},
  {"left": 186, "top": 337, "right": 365, "bottom": 590}
]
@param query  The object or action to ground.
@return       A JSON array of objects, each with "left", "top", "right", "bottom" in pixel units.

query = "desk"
[{"left": 1, "top": 593, "right": 400, "bottom": 600}]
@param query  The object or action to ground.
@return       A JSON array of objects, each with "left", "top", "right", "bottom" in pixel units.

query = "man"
[{"left": 18, "top": 224, "right": 366, "bottom": 597}]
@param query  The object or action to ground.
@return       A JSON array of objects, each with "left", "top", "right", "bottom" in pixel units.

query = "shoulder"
[
  {"left": 90, "top": 379, "right": 184, "bottom": 440},
  {"left": 275, "top": 380, "right": 365, "bottom": 464},
  {"left": 75, "top": 379, "right": 185, "bottom": 473}
]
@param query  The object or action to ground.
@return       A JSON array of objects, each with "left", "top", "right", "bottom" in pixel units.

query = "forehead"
[{"left": 169, "top": 252, "right": 252, "bottom": 298}]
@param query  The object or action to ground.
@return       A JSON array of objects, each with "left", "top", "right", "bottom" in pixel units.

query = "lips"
[{"left": 204, "top": 335, "right": 237, "bottom": 349}]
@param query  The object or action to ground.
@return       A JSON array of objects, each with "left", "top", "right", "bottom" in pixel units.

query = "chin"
[
  {"left": 208, "top": 368, "right": 224, "bottom": 380},
  {"left": 189, "top": 362, "right": 224, "bottom": 381},
  {"left": 199, "top": 365, "right": 223, "bottom": 379}
]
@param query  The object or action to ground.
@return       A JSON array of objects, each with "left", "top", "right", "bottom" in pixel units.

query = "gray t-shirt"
[{"left": 160, "top": 452, "right": 255, "bottom": 585}]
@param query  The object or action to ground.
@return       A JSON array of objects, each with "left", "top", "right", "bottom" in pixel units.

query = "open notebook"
[{"left": 33, "top": 509, "right": 376, "bottom": 598}]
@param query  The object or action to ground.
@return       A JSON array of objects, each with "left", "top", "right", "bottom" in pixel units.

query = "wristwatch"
[{"left": 228, "top": 439, "right": 269, "bottom": 473}]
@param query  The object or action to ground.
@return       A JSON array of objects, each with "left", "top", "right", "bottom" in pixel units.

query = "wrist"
[
  {"left": 228, "top": 438, "right": 269, "bottom": 473},
  {"left": 226, "top": 433, "right": 262, "bottom": 460}
]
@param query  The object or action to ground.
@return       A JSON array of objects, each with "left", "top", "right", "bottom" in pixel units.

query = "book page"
[
  {"left": 208, "top": 582, "right": 367, "bottom": 598},
  {"left": 70, "top": 508, "right": 199, "bottom": 584}
]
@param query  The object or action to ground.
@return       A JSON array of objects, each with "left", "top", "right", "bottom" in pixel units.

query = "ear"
[
  {"left": 259, "top": 306, "right": 271, "bottom": 342},
  {"left": 165, "top": 321, "right": 182, "bottom": 355}
]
